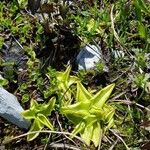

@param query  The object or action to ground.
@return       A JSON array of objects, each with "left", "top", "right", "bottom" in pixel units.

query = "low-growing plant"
[
  {"left": 70, "top": 4, "right": 110, "bottom": 43},
  {"left": 22, "top": 97, "right": 56, "bottom": 141},
  {"left": 134, "top": 0, "right": 150, "bottom": 41},
  {"left": 0, "top": 75, "right": 8, "bottom": 87},
  {"left": 61, "top": 82, "right": 115, "bottom": 147},
  {"left": 133, "top": 73, "right": 150, "bottom": 93},
  {"left": 134, "top": 49, "right": 147, "bottom": 70},
  {"left": 31, "top": 65, "right": 115, "bottom": 147},
  {"left": 56, "top": 66, "right": 79, "bottom": 105}
]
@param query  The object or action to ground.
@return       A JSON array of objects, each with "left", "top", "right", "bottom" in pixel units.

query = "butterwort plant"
[
  {"left": 22, "top": 97, "right": 56, "bottom": 141},
  {"left": 61, "top": 82, "right": 115, "bottom": 147},
  {"left": 56, "top": 66, "right": 79, "bottom": 105}
]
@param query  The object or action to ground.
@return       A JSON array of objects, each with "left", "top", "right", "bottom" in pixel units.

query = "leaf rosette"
[
  {"left": 22, "top": 97, "right": 56, "bottom": 141},
  {"left": 61, "top": 82, "right": 115, "bottom": 147}
]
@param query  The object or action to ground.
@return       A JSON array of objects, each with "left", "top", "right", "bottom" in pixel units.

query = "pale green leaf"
[
  {"left": 106, "top": 118, "right": 114, "bottom": 131},
  {"left": 92, "top": 84, "right": 115, "bottom": 109},
  {"left": 76, "top": 82, "right": 92, "bottom": 102},
  {"left": 27, "top": 119, "right": 43, "bottom": 141},
  {"left": 64, "top": 66, "right": 72, "bottom": 82},
  {"left": 57, "top": 66, "right": 71, "bottom": 83},
  {"left": 30, "top": 99, "right": 38, "bottom": 108},
  {"left": 21, "top": 109, "right": 35, "bottom": 120},
  {"left": 68, "top": 76, "right": 79, "bottom": 86},
  {"left": 105, "top": 107, "right": 115, "bottom": 123},
  {"left": 61, "top": 102, "right": 90, "bottom": 115},
  {"left": 37, "top": 114, "right": 54, "bottom": 130},
  {"left": 61, "top": 102, "right": 90, "bottom": 122},
  {"left": 61, "top": 83, "right": 115, "bottom": 147},
  {"left": 56, "top": 72, "right": 63, "bottom": 81},
  {"left": 59, "top": 82, "right": 68, "bottom": 92},
  {"left": 92, "top": 122, "right": 103, "bottom": 147},
  {"left": 84, "top": 116, "right": 97, "bottom": 126},
  {"left": 72, "top": 121, "right": 85, "bottom": 137},
  {"left": 65, "top": 114, "right": 83, "bottom": 124},
  {"left": 89, "top": 107, "right": 103, "bottom": 118},
  {"left": 61, "top": 101, "right": 91, "bottom": 124},
  {"left": 81, "top": 124, "right": 93, "bottom": 146},
  {"left": 40, "top": 97, "right": 56, "bottom": 116}
]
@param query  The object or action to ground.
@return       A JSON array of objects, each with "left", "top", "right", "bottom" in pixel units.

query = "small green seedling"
[
  {"left": 22, "top": 97, "right": 56, "bottom": 141},
  {"left": 61, "top": 82, "right": 115, "bottom": 147}
]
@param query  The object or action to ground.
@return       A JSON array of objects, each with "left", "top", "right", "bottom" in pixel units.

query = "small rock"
[
  {"left": 0, "top": 87, "right": 30, "bottom": 129},
  {"left": 76, "top": 44, "right": 108, "bottom": 71}
]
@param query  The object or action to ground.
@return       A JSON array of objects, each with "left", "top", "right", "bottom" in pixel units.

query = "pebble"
[{"left": 76, "top": 44, "right": 108, "bottom": 72}]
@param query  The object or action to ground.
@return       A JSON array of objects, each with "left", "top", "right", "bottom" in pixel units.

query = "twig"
[
  {"left": 48, "top": 137, "right": 66, "bottom": 146},
  {"left": 33, "top": 140, "right": 82, "bottom": 150},
  {"left": 135, "top": 103, "right": 150, "bottom": 112},
  {"left": 56, "top": 112, "right": 78, "bottom": 146},
  {"left": 110, "top": 99, "right": 150, "bottom": 112},
  {"left": 12, "top": 36, "right": 24, "bottom": 50},
  {"left": 49, "top": 143, "right": 81, "bottom": 150},
  {"left": 111, "top": 91, "right": 126, "bottom": 100},
  {"left": 108, "top": 139, "right": 119, "bottom": 150},
  {"left": 109, "top": 129, "right": 130, "bottom": 150},
  {"left": 3, "top": 130, "right": 85, "bottom": 145},
  {"left": 110, "top": 4, "right": 133, "bottom": 58},
  {"left": 97, "top": 143, "right": 101, "bottom": 150}
]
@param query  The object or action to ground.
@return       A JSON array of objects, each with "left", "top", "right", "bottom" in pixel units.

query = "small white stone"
[{"left": 77, "top": 44, "right": 102, "bottom": 70}]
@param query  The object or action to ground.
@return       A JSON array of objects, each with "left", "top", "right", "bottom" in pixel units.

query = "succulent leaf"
[
  {"left": 37, "top": 114, "right": 54, "bottom": 130},
  {"left": 92, "top": 84, "right": 115, "bottom": 109},
  {"left": 61, "top": 82, "right": 115, "bottom": 146},
  {"left": 76, "top": 82, "right": 92, "bottom": 102},
  {"left": 22, "top": 97, "right": 55, "bottom": 141},
  {"left": 27, "top": 119, "right": 43, "bottom": 141},
  {"left": 92, "top": 122, "right": 103, "bottom": 147}
]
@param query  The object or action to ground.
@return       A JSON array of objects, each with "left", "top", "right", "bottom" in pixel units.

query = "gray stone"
[
  {"left": 76, "top": 44, "right": 108, "bottom": 71},
  {"left": 0, "top": 87, "right": 30, "bottom": 129}
]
